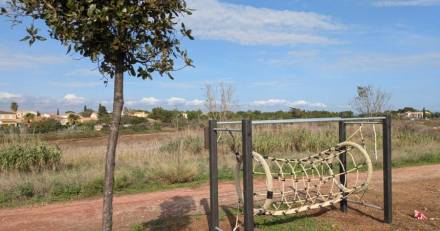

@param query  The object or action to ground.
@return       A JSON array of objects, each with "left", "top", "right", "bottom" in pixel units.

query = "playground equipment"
[{"left": 206, "top": 117, "right": 392, "bottom": 231}]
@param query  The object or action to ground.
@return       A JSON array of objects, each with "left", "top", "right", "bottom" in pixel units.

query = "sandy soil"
[{"left": 0, "top": 164, "right": 439, "bottom": 231}]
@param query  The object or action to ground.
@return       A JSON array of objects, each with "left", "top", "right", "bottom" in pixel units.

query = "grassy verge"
[{"left": 1, "top": 120, "right": 440, "bottom": 209}]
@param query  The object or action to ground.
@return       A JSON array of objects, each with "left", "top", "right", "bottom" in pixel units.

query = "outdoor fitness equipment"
[{"left": 206, "top": 117, "right": 392, "bottom": 231}]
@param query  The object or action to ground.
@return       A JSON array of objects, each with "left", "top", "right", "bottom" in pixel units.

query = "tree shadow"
[{"left": 140, "top": 196, "right": 196, "bottom": 231}]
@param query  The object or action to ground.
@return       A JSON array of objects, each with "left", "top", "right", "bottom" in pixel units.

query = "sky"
[{"left": 0, "top": 0, "right": 439, "bottom": 113}]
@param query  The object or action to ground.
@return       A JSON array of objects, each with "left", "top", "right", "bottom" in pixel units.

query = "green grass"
[{"left": 255, "top": 215, "right": 335, "bottom": 231}]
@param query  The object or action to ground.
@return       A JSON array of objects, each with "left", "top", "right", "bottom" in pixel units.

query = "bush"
[
  {"left": 80, "top": 177, "right": 103, "bottom": 197},
  {"left": 0, "top": 143, "right": 62, "bottom": 172},
  {"left": 29, "top": 119, "right": 63, "bottom": 133},
  {"left": 51, "top": 182, "right": 82, "bottom": 199},
  {"left": 159, "top": 136, "right": 203, "bottom": 154},
  {"left": 149, "top": 160, "right": 198, "bottom": 184}
]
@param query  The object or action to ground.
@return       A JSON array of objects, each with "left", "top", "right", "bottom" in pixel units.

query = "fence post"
[
  {"left": 383, "top": 116, "right": 392, "bottom": 224},
  {"left": 242, "top": 119, "right": 254, "bottom": 231},
  {"left": 338, "top": 120, "right": 348, "bottom": 212},
  {"left": 208, "top": 120, "right": 219, "bottom": 231}
]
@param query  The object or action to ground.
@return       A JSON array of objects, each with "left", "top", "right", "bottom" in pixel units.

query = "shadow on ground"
[{"left": 137, "top": 196, "right": 196, "bottom": 231}]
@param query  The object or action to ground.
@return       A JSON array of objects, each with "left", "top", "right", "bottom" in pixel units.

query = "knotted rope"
[{"left": 231, "top": 123, "right": 377, "bottom": 217}]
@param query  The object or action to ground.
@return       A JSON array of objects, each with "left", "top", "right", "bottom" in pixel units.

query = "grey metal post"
[
  {"left": 383, "top": 116, "right": 392, "bottom": 224},
  {"left": 208, "top": 120, "right": 219, "bottom": 231},
  {"left": 338, "top": 121, "right": 348, "bottom": 212},
  {"left": 242, "top": 120, "right": 254, "bottom": 231}
]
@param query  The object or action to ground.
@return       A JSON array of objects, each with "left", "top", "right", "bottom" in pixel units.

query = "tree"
[
  {"left": 23, "top": 113, "right": 35, "bottom": 123},
  {"left": 351, "top": 85, "right": 391, "bottom": 116},
  {"left": 67, "top": 113, "right": 80, "bottom": 126},
  {"left": 204, "top": 82, "right": 236, "bottom": 120},
  {"left": 56, "top": 108, "right": 60, "bottom": 116},
  {"left": 10, "top": 102, "right": 18, "bottom": 112},
  {"left": 397, "top": 107, "right": 417, "bottom": 113},
  {"left": 150, "top": 107, "right": 174, "bottom": 123},
  {"left": 1, "top": 1, "right": 193, "bottom": 230},
  {"left": 290, "top": 107, "right": 304, "bottom": 118},
  {"left": 98, "top": 104, "right": 110, "bottom": 123}
]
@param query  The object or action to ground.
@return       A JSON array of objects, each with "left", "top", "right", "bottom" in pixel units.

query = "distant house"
[
  {"left": 399, "top": 111, "right": 426, "bottom": 119},
  {"left": 181, "top": 112, "right": 188, "bottom": 119},
  {"left": 127, "top": 110, "right": 149, "bottom": 118},
  {"left": 16, "top": 110, "right": 37, "bottom": 120},
  {"left": 56, "top": 115, "right": 69, "bottom": 126},
  {"left": 0, "top": 111, "right": 20, "bottom": 127},
  {"left": 90, "top": 112, "right": 99, "bottom": 120}
]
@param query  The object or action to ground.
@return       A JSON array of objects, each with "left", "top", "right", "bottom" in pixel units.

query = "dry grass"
[{"left": 1, "top": 119, "right": 440, "bottom": 206}]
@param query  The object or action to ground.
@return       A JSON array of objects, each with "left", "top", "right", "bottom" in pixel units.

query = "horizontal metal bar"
[
  {"left": 344, "top": 121, "right": 382, "bottom": 125},
  {"left": 341, "top": 117, "right": 386, "bottom": 122},
  {"left": 217, "top": 117, "right": 386, "bottom": 125},
  {"left": 213, "top": 128, "right": 241, "bottom": 132}
]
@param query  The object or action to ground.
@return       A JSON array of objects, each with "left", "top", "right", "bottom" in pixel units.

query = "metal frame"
[{"left": 207, "top": 116, "right": 392, "bottom": 231}]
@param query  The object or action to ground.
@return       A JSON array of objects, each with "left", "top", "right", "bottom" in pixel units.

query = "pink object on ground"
[{"left": 414, "top": 210, "right": 428, "bottom": 220}]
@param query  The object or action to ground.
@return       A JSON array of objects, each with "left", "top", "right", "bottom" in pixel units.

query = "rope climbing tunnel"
[{"left": 235, "top": 141, "right": 373, "bottom": 216}]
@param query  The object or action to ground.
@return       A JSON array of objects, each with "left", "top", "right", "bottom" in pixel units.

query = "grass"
[
  {"left": 0, "top": 119, "right": 440, "bottom": 208},
  {"left": 128, "top": 209, "right": 334, "bottom": 231},
  {"left": 255, "top": 215, "right": 335, "bottom": 231}
]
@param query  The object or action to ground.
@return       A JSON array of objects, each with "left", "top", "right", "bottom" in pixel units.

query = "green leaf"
[
  {"left": 87, "top": 4, "right": 96, "bottom": 17},
  {"left": 36, "top": 36, "right": 47, "bottom": 41},
  {"left": 20, "top": 36, "right": 31, "bottom": 41}
]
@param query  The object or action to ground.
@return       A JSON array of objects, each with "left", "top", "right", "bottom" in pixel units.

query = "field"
[{"left": 0, "top": 119, "right": 440, "bottom": 230}]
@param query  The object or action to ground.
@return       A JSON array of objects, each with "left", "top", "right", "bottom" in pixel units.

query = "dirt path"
[{"left": 0, "top": 164, "right": 439, "bottom": 231}]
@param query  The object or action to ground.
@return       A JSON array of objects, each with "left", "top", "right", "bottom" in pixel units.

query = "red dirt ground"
[{"left": 0, "top": 164, "right": 439, "bottom": 231}]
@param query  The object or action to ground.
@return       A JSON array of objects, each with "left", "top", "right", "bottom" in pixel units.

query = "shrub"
[
  {"left": 29, "top": 119, "right": 63, "bottom": 133},
  {"left": 80, "top": 177, "right": 104, "bottom": 197},
  {"left": 159, "top": 136, "right": 203, "bottom": 154},
  {"left": 149, "top": 161, "right": 198, "bottom": 184},
  {"left": 51, "top": 182, "right": 81, "bottom": 199},
  {"left": 0, "top": 143, "right": 62, "bottom": 172}
]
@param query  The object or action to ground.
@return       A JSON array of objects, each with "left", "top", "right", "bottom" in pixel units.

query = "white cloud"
[
  {"left": 63, "top": 94, "right": 86, "bottom": 105},
  {"left": 374, "top": 0, "right": 440, "bottom": 6},
  {"left": 0, "top": 48, "right": 67, "bottom": 70},
  {"left": 253, "top": 99, "right": 289, "bottom": 106},
  {"left": 252, "top": 99, "right": 327, "bottom": 108},
  {"left": 140, "top": 97, "right": 160, "bottom": 105},
  {"left": 167, "top": 97, "right": 187, "bottom": 106},
  {"left": 185, "top": 99, "right": 205, "bottom": 106},
  {"left": 184, "top": 0, "right": 344, "bottom": 45},
  {"left": 0, "top": 92, "right": 22, "bottom": 101},
  {"left": 126, "top": 97, "right": 205, "bottom": 108}
]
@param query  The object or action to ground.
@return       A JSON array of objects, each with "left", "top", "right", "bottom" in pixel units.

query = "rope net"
[{"left": 232, "top": 124, "right": 376, "bottom": 217}]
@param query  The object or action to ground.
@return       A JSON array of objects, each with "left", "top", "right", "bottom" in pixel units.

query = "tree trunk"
[{"left": 102, "top": 65, "right": 124, "bottom": 231}]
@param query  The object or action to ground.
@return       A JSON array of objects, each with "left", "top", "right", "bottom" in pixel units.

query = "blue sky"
[{"left": 1, "top": 0, "right": 439, "bottom": 113}]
